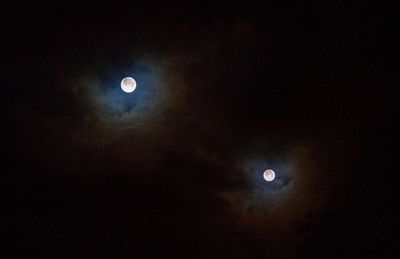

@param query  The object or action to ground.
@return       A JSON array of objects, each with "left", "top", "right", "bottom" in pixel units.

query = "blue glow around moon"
[
  {"left": 238, "top": 153, "right": 295, "bottom": 211},
  {"left": 82, "top": 58, "right": 169, "bottom": 129},
  {"left": 245, "top": 158, "right": 293, "bottom": 193}
]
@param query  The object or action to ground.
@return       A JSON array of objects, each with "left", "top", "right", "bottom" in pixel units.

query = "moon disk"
[
  {"left": 263, "top": 169, "right": 276, "bottom": 182},
  {"left": 121, "top": 77, "right": 137, "bottom": 93}
]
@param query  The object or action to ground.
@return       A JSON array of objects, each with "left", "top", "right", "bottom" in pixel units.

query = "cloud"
[{"left": 78, "top": 56, "right": 170, "bottom": 129}]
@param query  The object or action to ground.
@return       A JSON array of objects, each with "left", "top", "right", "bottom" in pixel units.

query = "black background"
[{"left": 2, "top": 1, "right": 399, "bottom": 258}]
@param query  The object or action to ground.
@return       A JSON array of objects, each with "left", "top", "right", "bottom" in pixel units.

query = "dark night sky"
[{"left": 2, "top": 1, "right": 399, "bottom": 258}]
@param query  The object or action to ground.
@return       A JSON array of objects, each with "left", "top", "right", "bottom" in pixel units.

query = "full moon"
[
  {"left": 121, "top": 77, "right": 137, "bottom": 93},
  {"left": 263, "top": 169, "right": 276, "bottom": 182}
]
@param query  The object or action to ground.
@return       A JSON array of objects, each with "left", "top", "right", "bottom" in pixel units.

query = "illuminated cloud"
[
  {"left": 238, "top": 152, "right": 295, "bottom": 211},
  {"left": 78, "top": 56, "right": 171, "bottom": 129}
]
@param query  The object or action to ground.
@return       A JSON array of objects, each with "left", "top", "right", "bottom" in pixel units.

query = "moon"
[
  {"left": 121, "top": 77, "right": 137, "bottom": 93},
  {"left": 263, "top": 169, "right": 276, "bottom": 182}
]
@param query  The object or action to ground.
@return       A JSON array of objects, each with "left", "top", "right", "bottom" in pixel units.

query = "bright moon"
[
  {"left": 121, "top": 77, "right": 137, "bottom": 93},
  {"left": 263, "top": 169, "right": 276, "bottom": 182}
]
